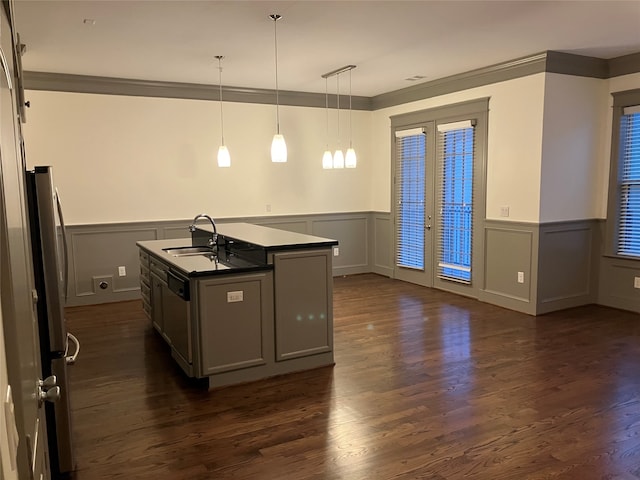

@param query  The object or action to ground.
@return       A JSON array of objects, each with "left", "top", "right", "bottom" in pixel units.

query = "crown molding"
[
  {"left": 23, "top": 50, "right": 640, "bottom": 112},
  {"left": 609, "top": 52, "right": 640, "bottom": 78},
  {"left": 545, "top": 51, "right": 609, "bottom": 78},
  {"left": 22, "top": 71, "right": 372, "bottom": 111},
  {"left": 371, "top": 52, "right": 548, "bottom": 110}
]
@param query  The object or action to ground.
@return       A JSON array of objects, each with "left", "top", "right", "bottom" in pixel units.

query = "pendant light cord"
[
  {"left": 271, "top": 15, "right": 281, "bottom": 134},
  {"left": 349, "top": 69, "right": 352, "bottom": 148},
  {"left": 336, "top": 73, "right": 340, "bottom": 144},
  {"left": 325, "top": 77, "right": 329, "bottom": 147},
  {"left": 217, "top": 56, "right": 224, "bottom": 144}
]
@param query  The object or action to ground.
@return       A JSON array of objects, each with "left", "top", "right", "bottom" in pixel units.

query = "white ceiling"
[{"left": 12, "top": 0, "right": 640, "bottom": 97}]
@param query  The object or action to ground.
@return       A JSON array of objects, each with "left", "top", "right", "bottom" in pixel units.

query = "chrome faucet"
[{"left": 189, "top": 213, "right": 218, "bottom": 248}]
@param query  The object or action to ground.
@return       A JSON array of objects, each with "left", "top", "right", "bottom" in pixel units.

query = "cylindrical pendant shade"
[
  {"left": 217, "top": 145, "right": 231, "bottom": 167},
  {"left": 322, "top": 150, "right": 333, "bottom": 169},
  {"left": 333, "top": 149, "right": 344, "bottom": 169},
  {"left": 345, "top": 147, "right": 357, "bottom": 168},
  {"left": 271, "top": 134, "right": 287, "bottom": 162}
]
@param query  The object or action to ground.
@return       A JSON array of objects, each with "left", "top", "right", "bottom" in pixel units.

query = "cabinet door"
[
  {"left": 197, "top": 273, "right": 272, "bottom": 375},
  {"left": 273, "top": 249, "right": 333, "bottom": 361}
]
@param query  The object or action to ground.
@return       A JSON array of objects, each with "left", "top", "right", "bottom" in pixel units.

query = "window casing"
[{"left": 607, "top": 90, "right": 640, "bottom": 258}]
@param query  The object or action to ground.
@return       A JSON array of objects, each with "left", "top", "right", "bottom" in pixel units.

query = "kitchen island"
[{"left": 137, "top": 222, "right": 338, "bottom": 389}]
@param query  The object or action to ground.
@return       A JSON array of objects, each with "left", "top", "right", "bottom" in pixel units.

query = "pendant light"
[
  {"left": 215, "top": 56, "right": 231, "bottom": 168},
  {"left": 345, "top": 68, "right": 357, "bottom": 168},
  {"left": 270, "top": 14, "right": 287, "bottom": 163},
  {"left": 321, "top": 64, "right": 356, "bottom": 169},
  {"left": 322, "top": 77, "right": 333, "bottom": 169},
  {"left": 333, "top": 73, "right": 344, "bottom": 169}
]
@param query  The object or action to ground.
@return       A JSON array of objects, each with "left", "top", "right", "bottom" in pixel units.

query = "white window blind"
[
  {"left": 436, "top": 120, "right": 475, "bottom": 283},
  {"left": 395, "top": 128, "right": 426, "bottom": 270},
  {"left": 617, "top": 107, "right": 640, "bottom": 257}
]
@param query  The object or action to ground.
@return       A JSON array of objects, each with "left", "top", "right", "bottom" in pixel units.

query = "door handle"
[
  {"left": 65, "top": 332, "right": 80, "bottom": 365},
  {"left": 38, "top": 375, "right": 61, "bottom": 405},
  {"left": 426, "top": 225, "right": 431, "bottom": 230}
]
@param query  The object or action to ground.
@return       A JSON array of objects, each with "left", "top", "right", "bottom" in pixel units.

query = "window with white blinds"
[
  {"left": 617, "top": 105, "right": 640, "bottom": 257},
  {"left": 436, "top": 120, "right": 475, "bottom": 283},
  {"left": 395, "top": 128, "right": 426, "bottom": 270}
]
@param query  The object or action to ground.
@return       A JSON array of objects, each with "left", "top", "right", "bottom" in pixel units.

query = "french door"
[
  {"left": 394, "top": 127, "right": 434, "bottom": 287},
  {"left": 392, "top": 105, "right": 484, "bottom": 297}
]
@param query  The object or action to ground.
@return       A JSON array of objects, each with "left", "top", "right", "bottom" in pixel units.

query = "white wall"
[
  {"left": 23, "top": 71, "right": 637, "bottom": 226},
  {"left": 539, "top": 73, "right": 608, "bottom": 222},
  {"left": 370, "top": 73, "right": 546, "bottom": 222},
  {"left": 22, "top": 91, "right": 373, "bottom": 225}
]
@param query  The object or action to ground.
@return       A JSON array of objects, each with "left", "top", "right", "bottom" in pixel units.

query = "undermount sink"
[{"left": 163, "top": 246, "right": 216, "bottom": 257}]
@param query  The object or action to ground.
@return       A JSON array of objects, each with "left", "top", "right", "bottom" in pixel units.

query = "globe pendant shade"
[
  {"left": 271, "top": 134, "right": 287, "bottom": 163},
  {"left": 217, "top": 145, "right": 231, "bottom": 167}
]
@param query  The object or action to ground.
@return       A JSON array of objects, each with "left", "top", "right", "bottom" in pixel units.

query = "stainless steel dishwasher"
[{"left": 164, "top": 269, "right": 193, "bottom": 375}]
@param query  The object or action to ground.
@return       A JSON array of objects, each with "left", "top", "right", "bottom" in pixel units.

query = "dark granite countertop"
[
  {"left": 196, "top": 222, "right": 338, "bottom": 251},
  {"left": 138, "top": 223, "right": 337, "bottom": 277},
  {"left": 137, "top": 238, "right": 272, "bottom": 278}
]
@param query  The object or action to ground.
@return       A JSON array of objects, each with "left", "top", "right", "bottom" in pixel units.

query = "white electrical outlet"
[
  {"left": 500, "top": 206, "right": 510, "bottom": 218},
  {"left": 517, "top": 271, "right": 524, "bottom": 283},
  {"left": 118, "top": 266, "right": 126, "bottom": 277},
  {"left": 333, "top": 246, "right": 339, "bottom": 257},
  {"left": 266, "top": 204, "right": 271, "bottom": 212},
  {"left": 227, "top": 291, "right": 244, "bottom": 303},
  {"left": 634, "top": 277, "right": 640, "bottom": 289}
]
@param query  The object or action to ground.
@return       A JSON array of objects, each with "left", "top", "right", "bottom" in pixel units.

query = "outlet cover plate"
[{"left": 227, "top": 291, "right": 244, "bottom": 303}]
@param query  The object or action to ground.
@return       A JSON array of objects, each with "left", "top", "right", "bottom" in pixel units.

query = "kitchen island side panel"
[{"left": 273, "top": 249, "right": 333, "bottom": 362}]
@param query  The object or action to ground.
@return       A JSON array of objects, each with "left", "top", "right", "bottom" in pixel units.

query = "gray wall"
[
  {"left": 66, "top": 212, "right": 374, "bottom": 306},
  {"left": 67, "top": 213, "right": 631, "bottom": 316},
  {"left": 598, "top": 254, "right": 640, "bottom": 313},
  {"left": 477, "top": 219, "right": 601, "bottom": 315}
]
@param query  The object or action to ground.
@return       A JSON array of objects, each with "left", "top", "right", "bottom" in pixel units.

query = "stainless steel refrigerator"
[{"left": 26, "top": 165, "right": 79, "bottom": 478}]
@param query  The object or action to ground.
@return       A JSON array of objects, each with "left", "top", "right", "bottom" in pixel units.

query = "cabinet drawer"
[
  {"left": 140, "top": 264, "right": 151, "bottom": 286},
  {"left": 140, "top": 281, "right": 150, "bottom": 300},
  {"left": 139, "top": 249, "right": 150, "bottom": 266},
  {"left": 149, "top": 258, "right": 168, "bottom": 279}
]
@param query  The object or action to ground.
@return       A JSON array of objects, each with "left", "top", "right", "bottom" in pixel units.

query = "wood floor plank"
[{"left": 64, "top": 274, "right": 640, "bottom": 479}]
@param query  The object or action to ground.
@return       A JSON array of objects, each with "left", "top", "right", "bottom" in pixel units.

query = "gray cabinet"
[
  {"left": 139, "top": 249, "right": 151, "bottom": 320},
  {"left": 195, "top": 272, "right": 273, "bottom": 376},
  {"left": 149, "top": 271, "right": 165, "bottom": 338},
  {"left": 272, "top": 249, "right": 333, "bottom": 361},
  {"left": 138, "top": 231, "right": 335, "bottom": 390}
]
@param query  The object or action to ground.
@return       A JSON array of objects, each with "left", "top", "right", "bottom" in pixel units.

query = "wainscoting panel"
[
  {"left": 371, "top": 213, "right": 393, "bottom": 277},
  {"left": 255, "top": 220, "right": 309, "bottom": 235},
  {"left": 479, "top": 222, "right": 536, "bottom": 315},
  {"left": 536, "top": 220, "right": 598, "bottom": 314},
  {"left": 163, "top": 223, "right": 192, "bottom": 240},
  {"left": 67, "top": 214, "right": 605, "bottom": 315},
  {"left": 311, "top": 215, "right": 369, "bottom": 276},
  {"left": 65, "top": 213, "right": 374, "bottom": 306},
  {"left": 70, "top": 225, "right": 159, "bottom": 305},
  {"left": 598, "top": 257, "right": 640, "bottom": 313}
]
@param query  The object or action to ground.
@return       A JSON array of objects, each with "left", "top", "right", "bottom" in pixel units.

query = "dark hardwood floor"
[{"left": 64, "top": 274, "right": 640, "bottom": 479}]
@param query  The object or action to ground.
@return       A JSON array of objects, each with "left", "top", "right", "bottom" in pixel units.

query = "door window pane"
[{"left": 396, "top": 133, "right": 426, "bottom": 270}]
